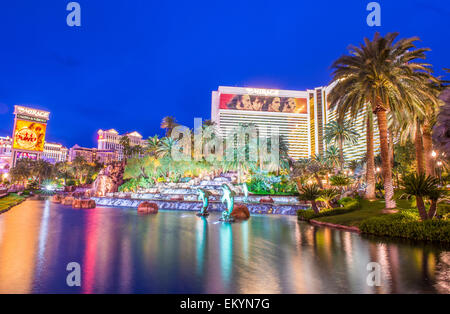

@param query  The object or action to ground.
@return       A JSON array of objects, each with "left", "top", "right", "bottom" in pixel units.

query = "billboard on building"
[
  {"left": 219, "top": 94, "right": 307, "bottom": 114},
  {"left": 12, "top": 120, "right": 47, "bottom": 152}
]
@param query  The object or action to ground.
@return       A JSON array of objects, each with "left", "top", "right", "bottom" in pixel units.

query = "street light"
[{"left": 432, "top": 151, "right": 437, "bottom": 158}]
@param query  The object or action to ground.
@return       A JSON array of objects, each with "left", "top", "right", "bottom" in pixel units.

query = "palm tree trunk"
[
  {"left": 375, "top": 106, "right": 396, "bottom": 209},
  {"left": 416, "top": 196, "right": 428, "bottom": 221},
  {"left": 365, "top": 112, "right": 376, "bottom": 200},
  {"left": 422, "top": 128, "right": 434, "bottom": 177},
  {"left": 428, "top": 200, "right": 437, "bottom": 219},
  {"left": 339, "top": 137, "right": 344, "bottom": 171},
  {"left": 415, "top": 120, "right": 425, "bottom": 175},
  {"left": 311, "top": 200, "right": 319, "bottom": 214},
  {"left": 388, "top": 130, "right": 394, "bottom": 168},
  {"left": 314, "top": 173, "right": 324, "bottom": 189}
]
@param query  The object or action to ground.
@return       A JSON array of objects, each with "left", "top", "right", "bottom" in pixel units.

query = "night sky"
[{"left": 0, "top": 0, "right": 449, "bottom": 148}]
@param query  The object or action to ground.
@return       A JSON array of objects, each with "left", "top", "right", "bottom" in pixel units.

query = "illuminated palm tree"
[
  {"left": 160, "top": 116, "right": 179, "bottom": 137},
  {"left": 329, "top": 32, "right": 438, "bottom": 208},
  {"left": 324, "top": 120, "right": 359, "bottom": 170},
  {"left": 433, "top": 79, "right": 450, "bottom": 157}
]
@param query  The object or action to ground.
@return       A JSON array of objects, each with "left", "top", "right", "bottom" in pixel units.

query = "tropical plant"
[
  {"left": 145, "top": 135, "right": 160, "bottom": 156},
  {"left": 316, "top": 189, "right": 340, "bottom": 209},
  {"left": 325, "top": 146, "right": 341, "bottom": 171},
  {"left": 329, "top": 32, "right": 438, "bottom": 208},
  {"left": 156, "top": 137, "right": 178, "bottom": 159},
  {"left": 330, "top": 174, "right": 352, "bottom": 191},
  {"left": 401, "top": 173, "right": 439, "bottom": 220},
  {"left": 298, "top": 184, "right": 322, "bottom": 213},
  {"left": 324, "top": 120, "right": 359, "bottom": 170}
]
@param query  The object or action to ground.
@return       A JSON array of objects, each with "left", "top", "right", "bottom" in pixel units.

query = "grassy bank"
[
  {"left": 0, "top": 194, "right": 26, "bottom": 214},
  {"left": 315, "top": 197, "right": 412, "bottom": 227},
  {"left": 298, "top": 194, "right": 450, "bottom": 243}
]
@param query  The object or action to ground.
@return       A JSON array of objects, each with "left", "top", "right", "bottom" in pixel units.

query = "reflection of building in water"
[
  {"left": 212, "top": 86, "right": 380, "bottom": 161},
  {"left": 97, "top": 129, "right": 145, "bottom": 161}
]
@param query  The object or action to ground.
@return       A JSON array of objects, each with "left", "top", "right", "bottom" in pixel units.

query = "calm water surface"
[{"left": 0, "top": 199, "right": 449, "bottom": 293}]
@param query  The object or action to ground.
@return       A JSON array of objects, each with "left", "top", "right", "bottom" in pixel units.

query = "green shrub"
[
  {"left": 359, "top": 212, "right": 450, "bottom": 242},
  {"left": 338, "top": 197, "right": 353, "bottom": 205},
  {"left": 297, "top": 198, "right": 360, "bottom": 221}
]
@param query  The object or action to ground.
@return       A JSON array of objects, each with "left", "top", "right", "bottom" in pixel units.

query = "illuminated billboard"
[
  {"left": 13, "top": 120, "right": 47, "bottom": 152},
  {"left": 219, "top": 94, "right": 307, "bottom": 114}
]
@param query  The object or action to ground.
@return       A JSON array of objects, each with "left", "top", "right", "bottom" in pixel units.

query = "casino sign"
[{"left": 11, "top": 105, "right": 50, "bottom": 166}]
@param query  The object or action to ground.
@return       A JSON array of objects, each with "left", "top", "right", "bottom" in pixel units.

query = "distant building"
[
  {"left": 69, "top": 144, "right": 117, "bottom": 164},
  {"left": 97, "top": 129, "right": 145, "bottom": 160},
  {"left": 42, "top": 142, "right": 68, "bottom": 164},
  {"left": 0, "top": 136, "right": 12, "bottom": 174},
  {"left": 211, "top": 85, "right": 380, "bottom": 161},
  {"left": 69, "top": 145, "right": 95, "bottom": 163}
]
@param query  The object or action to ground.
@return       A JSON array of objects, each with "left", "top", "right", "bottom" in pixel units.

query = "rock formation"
[
  {"left": 137, "top": 202, "right": 159, "bottom": 214},
  {"left": 259, "top": 196, "right": 274, "bottom": 203},
  {"left": 91, "top": 161, "right": 125, "bottom": 197},
  {"left": 62, "top": 196, "right": 75, "bottom": 206},
  {"left": 72, "top": 199, "right": 96, "bottom": 209},
  {"left": 231, "top": 204, "right": 250, "bottom": 220},
  {"left": 52, "top": 194, "right": 63, "bottom": 203}
]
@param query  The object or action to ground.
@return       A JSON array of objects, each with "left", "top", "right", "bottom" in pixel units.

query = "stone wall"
[{"left": 91, "top": 197, "right": 308, "bottom": 215}]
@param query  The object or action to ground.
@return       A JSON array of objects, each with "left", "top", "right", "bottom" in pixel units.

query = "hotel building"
[
  {"left": 0, "top": 137, "right": 68, "bottom": 172},
  {"left": 211, "top": 86, "right": 380, "bottom": 161},
  {"left": 68, "top": 145, "right": 117, "bottom": 164},
  {"left": 97, "top": 129, "right": 146, "bottom": 161},
  {"left": 42, "top": 142, "right": 69, "bottom": 164}
]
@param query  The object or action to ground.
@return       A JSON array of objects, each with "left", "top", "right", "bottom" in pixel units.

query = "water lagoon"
[{"left": 0, "top": 199, "right": 449, "bottom": 293}]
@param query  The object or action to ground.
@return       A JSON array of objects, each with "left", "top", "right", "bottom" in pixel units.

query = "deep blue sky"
[{"left": 0, "top": 0, "right": 449, "bottom": 148}]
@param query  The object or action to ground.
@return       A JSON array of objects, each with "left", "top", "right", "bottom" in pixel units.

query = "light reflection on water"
[{"left": 0, "top": 199, "right": 449, "bottom": 294}]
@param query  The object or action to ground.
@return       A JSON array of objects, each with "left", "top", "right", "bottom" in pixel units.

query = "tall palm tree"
[
  {"left": 391, "top": 81, "right": 441, "bottom": 176},
  {"left": 329, "top": 32, "right": 437, "bottom": 208},
  {"left": 324, "top": 120, "right": 359, "bottom": 170},
  {"left": 160, "top": 116, "right": 179, "bottom": 137},
  {"left": 433, "top": 87, "right": 450, "bottom": 157}
]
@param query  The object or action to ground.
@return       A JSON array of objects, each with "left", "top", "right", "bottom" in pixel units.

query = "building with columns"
[{"left": 97, "top": 129, "right": 145, "bottom": 160}]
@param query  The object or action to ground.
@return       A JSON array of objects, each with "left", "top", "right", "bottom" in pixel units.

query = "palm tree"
[
  {"left": 433, "top": 86, "right": 450, "bottom": 157},
  {"left": 325, "top": 145, "right": 341, "bottom": 172},
  {"left": 316, "top": 189, "right": 339, "bottom": 209},
  {"left": 55, "top": 162, "right": 72, "bottom": 185},
  {"left": 156, "top": 137, "right": 178, "bottom": 159},
  {"left": 119, "top": 135, "right": 133, "bottom": 160},
  {"left": 324, "top": 120, "right": 359, "bottom": 170},
  {"left": 31, "top": 160, "right": 54, "bottom": 185},
  {"left": 392, "top": 81, "right": 442, "bottom": 176},
  {"left": 401, "top": 173, "right": 439, "bottom": 220},
  {"left": 146, "top": 135, "right": 160, "bottom": 156},
  {"left": 160, "top": 116, "right": 179, "bottom": 137},
  {"left": 329, "top": 32, "right": 437, "bottom": 209},
  {"left": 298, "top": 184, "right": 322, "bottom": 214}
]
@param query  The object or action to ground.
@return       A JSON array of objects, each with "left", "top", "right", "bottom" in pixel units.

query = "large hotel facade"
[{"left": 211, "top": 86, "right": 380, "bottom": 161}]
